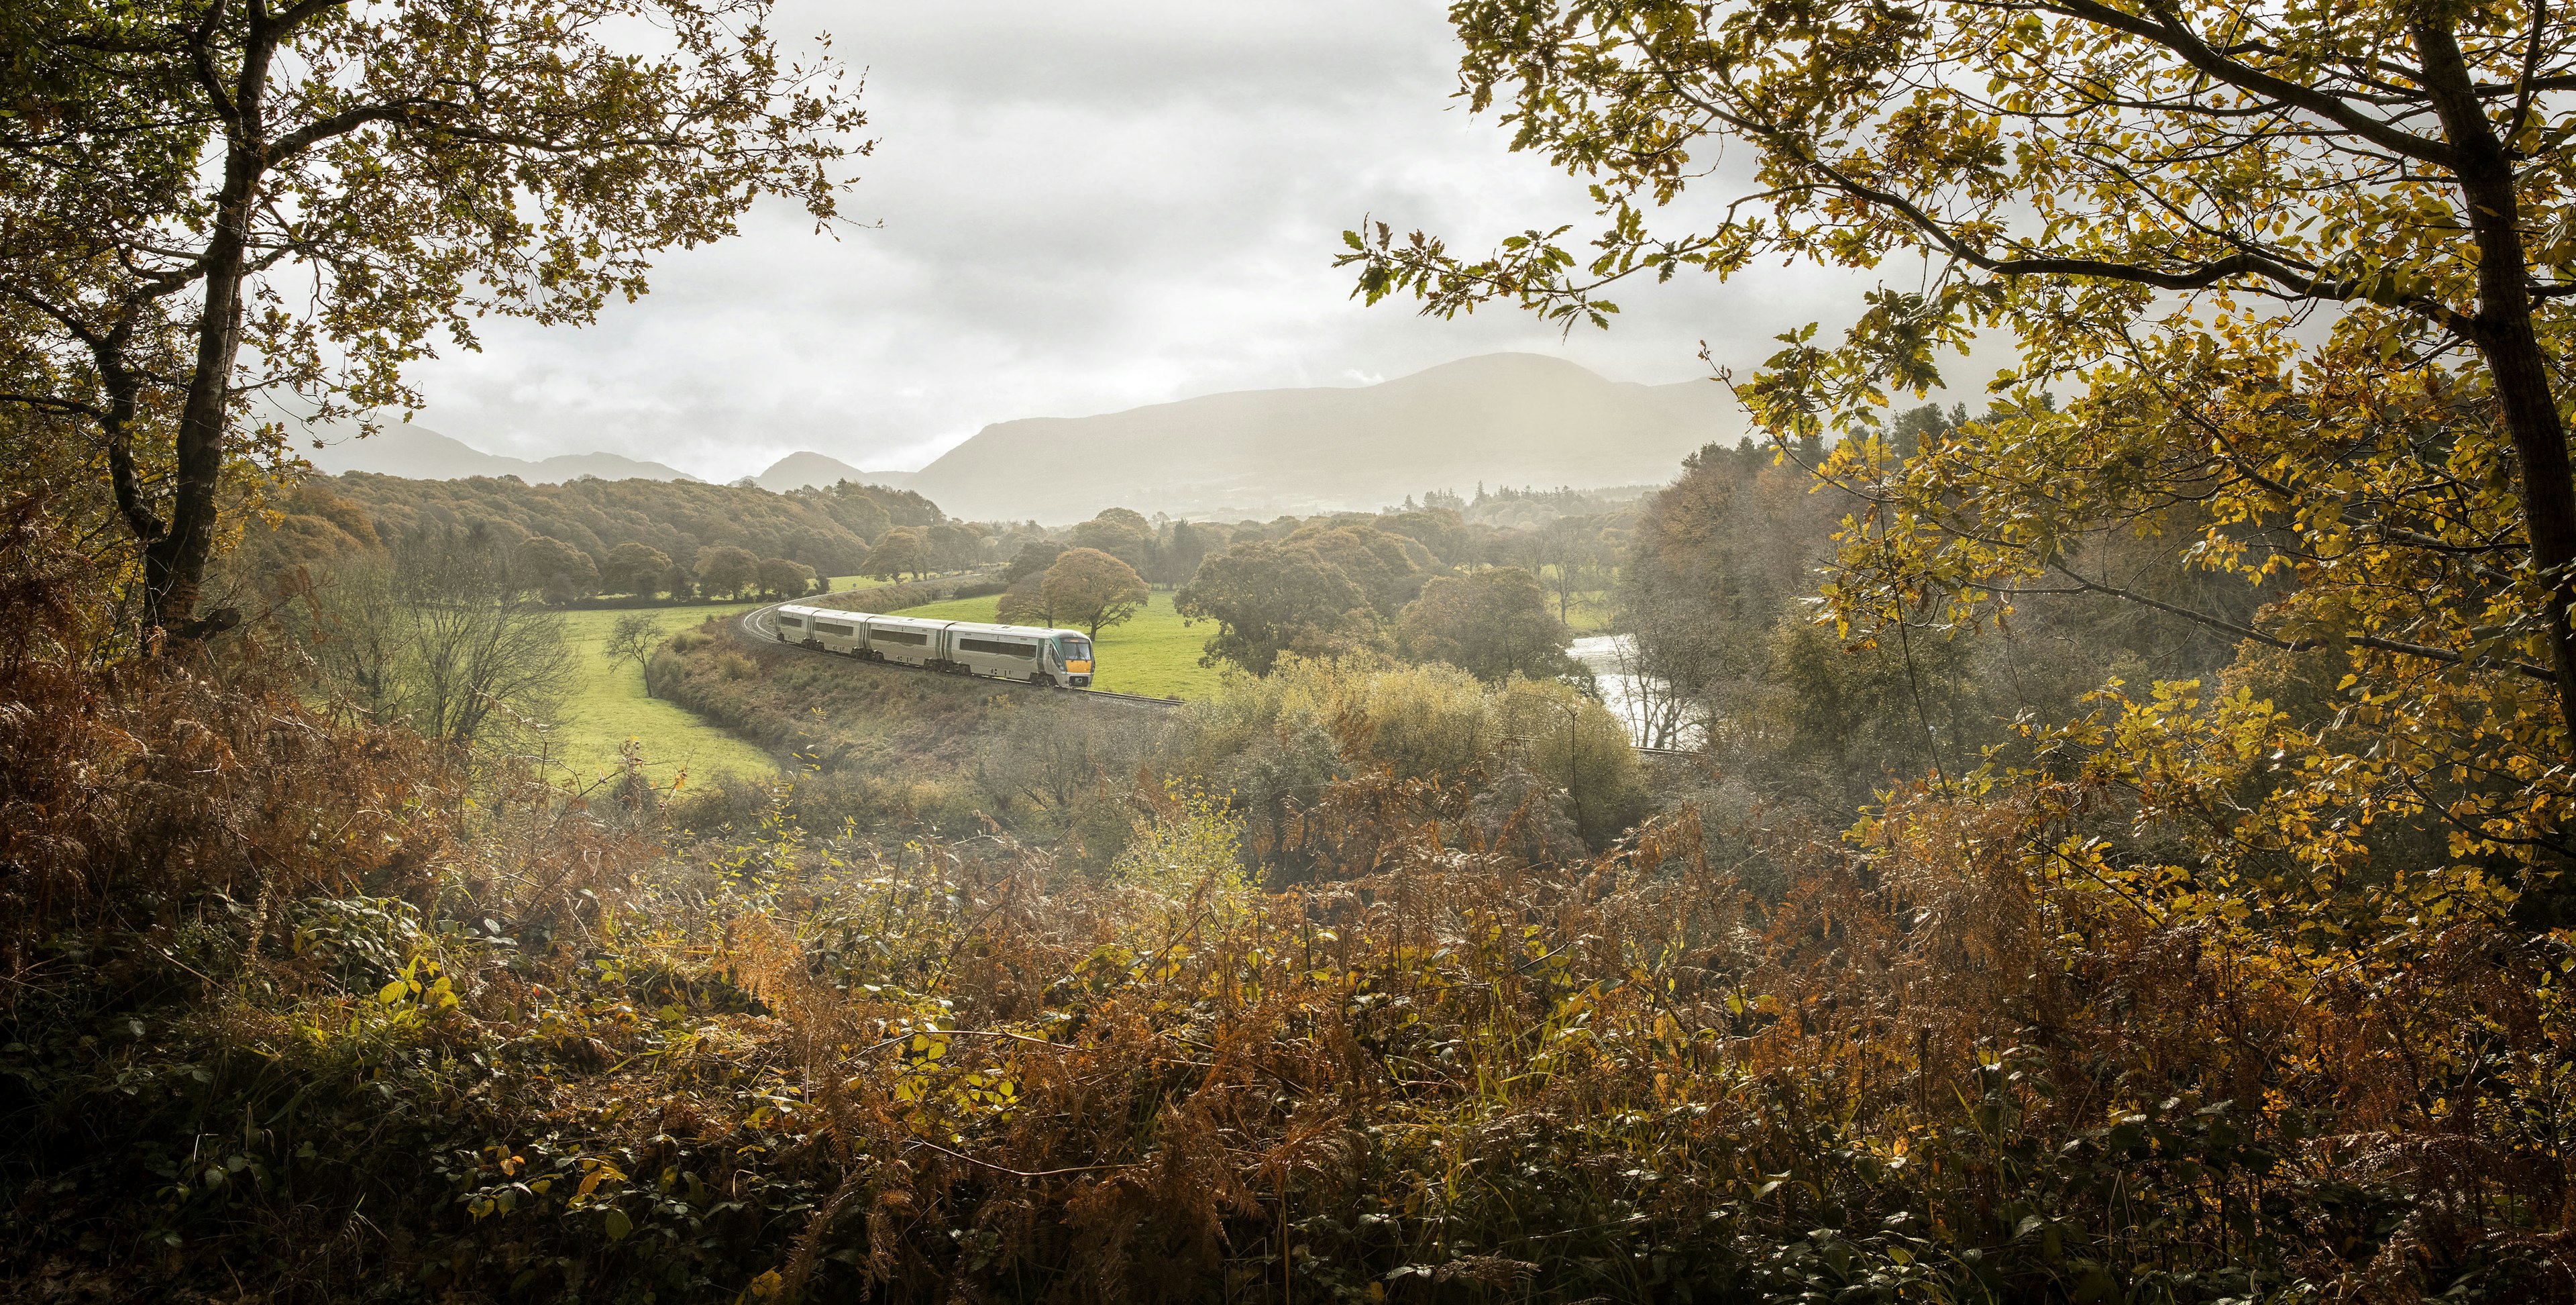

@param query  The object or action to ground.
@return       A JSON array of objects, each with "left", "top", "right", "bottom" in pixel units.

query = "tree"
[
  {"left": 513, "top": 536, "right": 597, "bottom": 603},
  {"left": 1035, "top": 547, "right": 1149, "bottom": 639},
  {"left": 1521, "top": 515, "right": 1609, "bottom": 624},
  {"left": 1399, "top": 568, "right": 1576, "bottom": 684},
  {"left": 604, "top": 613, "right": 665, "bottom": 697},
  {"left": 1887, "top": 404, "right": 1963, "bottom": 461},
  {"left": 1374, "top": 509, "right": 1467, "bottom": 570},
  {"left": 661, "top": 562, "right": 699, "bottom": 603},
  {"left": 600, "top": 542, "right": 673, "bottom": 597},
  {"left": 1175, "top": 539, "right": 1385, "bottom": 674},
  {"left": 803, "top": 481, "right": 890, "bottom": 541},
  {"left": 994, "top": 567, "right": 1059, "bottom": 627},
  {"left": 1348, "top": 0, "right": 2576, "bottom": 902},
  {"left": 227, "top": 480, "right": 380, "bottom": 585},
  {"left": 1069, "top": 509, "right": 1156, "bottom": 574},
  {"left": 1285, "top": 524, "right": 1432, "bottom": 617},
  {"left": 1158, "top": 520, "right": 1218, "bottom": 585},
  {"left": 0, "top": 0, "right": 862, "bottom": 632},
  {"left": 1495, "top": 678, "right": 1648, "bottom": 847},
  {"left": 302, "top": 533, "right": 573, "bottom": 747},
  {"left": 756, "top": 556, "right": 815, "bottom": 599},
  {"left": 694, "top": 545, "right": 760, "bottom": 600},
  {"left": 926, "top": 521, "right": 987, "bottom": 572},
  {"left": 862, "top": 527, "right": 930, "bottom": 582},
  {"left": 1002, "top": 541, "right": 1067, "bottom": 586}
]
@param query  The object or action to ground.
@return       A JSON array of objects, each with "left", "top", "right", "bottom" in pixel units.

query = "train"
[{"left": 768, "top": 604, "right": 1096, "bottom": 688}]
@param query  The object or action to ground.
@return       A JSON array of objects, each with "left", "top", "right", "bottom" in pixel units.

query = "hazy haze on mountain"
[{"left": 906, "top": 353, "right": 1746, "bottom": 523}]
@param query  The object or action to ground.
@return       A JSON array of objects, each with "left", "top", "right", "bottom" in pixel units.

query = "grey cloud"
[{"left": 402, "top": 0, "right": 1929, "bottom": 484}]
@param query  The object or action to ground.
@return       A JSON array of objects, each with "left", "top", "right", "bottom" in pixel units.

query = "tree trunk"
[
  {"left": 143, "top": 14, "right": 278, "bottom": 634},
  {"left": 148, "top": 182, "right": 250, "bottom": 631},
  {"left": 2418, "top": 19, "right": 2576, "bottom": 743}
]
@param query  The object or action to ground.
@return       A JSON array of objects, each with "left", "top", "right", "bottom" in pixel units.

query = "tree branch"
[
  {"left": 2049, "top": 562, "right": 2549, "bottom": 678},
  {"left": 2043, "top": 0, "right": 2461, "bottom": 168}
]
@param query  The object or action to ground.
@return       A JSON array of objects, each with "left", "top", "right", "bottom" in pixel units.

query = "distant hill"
[
  {"left": 755, "top": 452, "right": 916, "bottom": 492},
  {"left": 300, "top": 421, "right": 700, "bottom": 484},
  {"left": 905, "top": 353, "right": 1746, "bottom": 523}
]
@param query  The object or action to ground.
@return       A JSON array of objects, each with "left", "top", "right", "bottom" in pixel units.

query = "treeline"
[
  {"left": 1412, "top": 481, "right": 1649, "bottom": 529},
  {"left": 227, "top": 469, "right": 1628, "bottom": 673},
  {"left": 230, "top": 474, "right": 993, "bottom": 603}
]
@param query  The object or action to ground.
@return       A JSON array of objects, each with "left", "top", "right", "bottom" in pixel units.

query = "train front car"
[
  {"left": 950, "top": 621, "right": 1094, "bottom": 686},
  {"left": 1048, "top": 629, "right": 1094, "bottom": 687}
]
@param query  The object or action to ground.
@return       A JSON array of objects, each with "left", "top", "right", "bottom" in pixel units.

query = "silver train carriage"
[{"left": 769, "top": 604, "right": 1095, "bottom": 687}]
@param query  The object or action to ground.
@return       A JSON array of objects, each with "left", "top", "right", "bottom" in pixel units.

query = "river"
[{"left": 1570, "top": 633, "right": 1699, "bottom": 750}]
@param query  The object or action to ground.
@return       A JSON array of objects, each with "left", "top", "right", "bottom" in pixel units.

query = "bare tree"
[
  {"left": 605, "top": 613, "right": 665, "bottom": 698},
  {"left": 976, "top": 698, "right": 1156, "bottom": 819},
  {"left": 1603, "top": 631, "right": 1697, "bottom": 751},
  {"left": 303, "top": 532, "right": 573, "bottom": 749}
]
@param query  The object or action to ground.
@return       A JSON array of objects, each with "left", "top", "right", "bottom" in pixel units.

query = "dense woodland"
[
  {"left": 11, "top": 0, "right": 2576, "bottom": 1301},
  {"left": 233, "top": 474, "right": 952, "bottom": 602}
]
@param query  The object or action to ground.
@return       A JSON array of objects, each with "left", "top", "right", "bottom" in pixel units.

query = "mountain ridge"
[
  {"left": 905, "top": 352, "right": 1743, "bottom": 523},
  {"left": 301, "top": 421, "right": 700, "bottom": 484},
  {"left": 754, "top": 451, "right": 916, "bottom": 492}
]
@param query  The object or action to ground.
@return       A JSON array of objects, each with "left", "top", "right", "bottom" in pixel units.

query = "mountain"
[
  {"left": 905, "top": 353, "right": 1746, "bottom": 523},
  {"left": 299, "top": 421, "right": 700, "bottom": 483},
  {"left": 755, "top": 452, "right": 916, "bottom": 492}
]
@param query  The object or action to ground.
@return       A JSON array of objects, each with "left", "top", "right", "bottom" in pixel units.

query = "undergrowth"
[{"left": 4, "top": 501, "right": 2573, "bottom": 1303}]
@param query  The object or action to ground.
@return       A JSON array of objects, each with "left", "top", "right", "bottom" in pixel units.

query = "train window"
[
  {"left": 777, "top": 616, "right": 804, "bottom": 627},
  {"left": 814, "top": 622, "right": 854, "bottom": 636},
  {"left": 960, "top": 637, "right": 1036, "bottom": 658},
  {"left": 873, "top": 627, "right": 928, "bottom": 645},
  {"left": 1054, "top": 635, "right": 1093, "bottom": 662}
]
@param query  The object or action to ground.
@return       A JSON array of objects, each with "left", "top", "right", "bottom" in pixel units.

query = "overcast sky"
[{"left": 396, "top": 0, "right": 1923, "bottom": 482}]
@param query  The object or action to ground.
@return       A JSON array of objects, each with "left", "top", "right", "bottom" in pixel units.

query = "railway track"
[{"left": 733, "top": 602, "right": 1186, "bottom": 709}]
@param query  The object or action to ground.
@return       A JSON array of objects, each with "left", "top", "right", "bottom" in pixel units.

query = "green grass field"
[
  {"left": 892, "top": 589, "right": 1224, "bottom": 700},
  {"left": 533, "top": 577, "right": 928, "bottom": 785},
  {"left": 545, "top": 605, "right": 780, "bottom": 784}
]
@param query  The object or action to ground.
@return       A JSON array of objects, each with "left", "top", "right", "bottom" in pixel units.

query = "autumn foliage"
[{"left": 5, "top": 460, "right": 2573, "bottom": 1302}]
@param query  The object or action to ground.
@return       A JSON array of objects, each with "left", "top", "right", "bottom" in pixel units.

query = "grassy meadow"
[
  {"left": 537, "top": 575, "right": 1218, "bottom": 787},
  {"left": 538, "top": 574, "right": 900, "bottom": 784},
  {"left": 544, "top": 604, "right": 780, "bottom": 782},
  {"left": 894, "top": 588, "right": 1224, "bottom": 699}
]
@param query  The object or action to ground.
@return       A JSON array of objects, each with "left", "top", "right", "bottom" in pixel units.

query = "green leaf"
[{"left": 604, "top": 1208, "right": 633, "bottom": 1241}]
